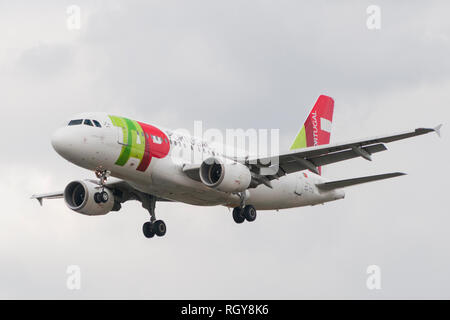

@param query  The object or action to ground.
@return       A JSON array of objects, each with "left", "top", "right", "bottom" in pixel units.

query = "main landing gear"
[
  {"left": 141, "top": 194, "right": 166, "bottom": 238},
  {"left": 94, "top": 167, "right": 110, "bottom": 204},
  {"left": 232, "top": 205, "right": 257, "bottom": 223},
  {"left": 232, "top": 192, "right": 257, "bottom": 224}
]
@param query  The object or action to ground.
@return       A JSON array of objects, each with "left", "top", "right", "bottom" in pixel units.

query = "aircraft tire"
[
  {"left": 232, "top": 207, "right": 245, "bottom": 224},
  {"left": 244, "top": 205, "right": 257, "bottom": 222},
  {"left": 154, "top": 220, "right": 167, "bottom": 237},
  {"left": 100, "top": 191, "right": 109, "bottom": 203},
  {"left": 143, "top": 222, "right": 155, "bottom": 238},
  {"left": 94, "top": 192, "right": 102, "bottom": 204}
]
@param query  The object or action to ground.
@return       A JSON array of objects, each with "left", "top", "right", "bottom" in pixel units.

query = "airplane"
[{"left": 31, "top": 95, "right": 442, "bottom": 238}]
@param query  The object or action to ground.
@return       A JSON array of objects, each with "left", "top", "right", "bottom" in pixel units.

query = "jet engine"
[
  {"left": 199, "top": 157, "right": 251, "bottom": 193},
  {"left": 64, "top": 180, "right": 115, "bottom": 216}
]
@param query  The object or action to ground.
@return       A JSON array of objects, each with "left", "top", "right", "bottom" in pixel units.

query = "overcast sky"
[{"left": 0, "top": 0, "right": 449, "bottom": 299}]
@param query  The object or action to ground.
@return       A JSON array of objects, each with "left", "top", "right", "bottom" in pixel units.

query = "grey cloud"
[
  {"left": 17, "top": 43, "right": 75, "bottom": 77},
  {"left": 0, "top": 0, "right": 449, "bottom": 299}
]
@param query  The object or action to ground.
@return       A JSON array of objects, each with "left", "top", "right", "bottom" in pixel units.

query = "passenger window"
[
  {"left": 84, "top": 119, "right": 94, "bottom": 126},
  {"left": 68, "top": 119, "right": 83, "bottom": 126},
  {"left": 93, "top": 120, "right": 102, "bottom": 128}
]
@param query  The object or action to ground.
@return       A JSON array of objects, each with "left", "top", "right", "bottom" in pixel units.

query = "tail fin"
[{"left": 290, "top": 95, "right": 335, "bottom": 175}]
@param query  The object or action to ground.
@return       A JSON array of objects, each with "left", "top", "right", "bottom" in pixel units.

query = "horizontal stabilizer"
[{"left": 316, "top": 172, "right": 406, "bottom": 191}]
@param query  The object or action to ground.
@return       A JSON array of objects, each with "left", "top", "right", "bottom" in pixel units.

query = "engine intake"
[
  {"left": 200, "top": 157, "right": 251, "bottom": 193},
  {"left": 64, "top": 180, "right": 114, "bottom": 216}
]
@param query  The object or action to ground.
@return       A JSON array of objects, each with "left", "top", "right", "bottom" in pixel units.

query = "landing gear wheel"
[
  {"left": 141, "top": 194, "right": 166, "bottom": 239},
  {"left": 94, "top": 192, "right": 102, "bottom": 204},
  {"left": 244, "top": 205, "right": 257, "bottom": 222},
  {"left": 100, "top": 191, "right": 109, "bottom": 203},
  {"left": 232, "top": 207, "right": 245, "bottom": 224},
  {"left": 142, "top": 222, "right": 155, "bottom": 238},
  {"left": 154, "top": 220, "right": 167, "bottom": 237}
]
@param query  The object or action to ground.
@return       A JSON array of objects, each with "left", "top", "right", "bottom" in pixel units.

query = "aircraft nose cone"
[
  {"left": 51, "top": 127, "right": 72, "bottom": 157},
  {"left": 51, "top": 128, "right": 62, "bottom": 152}
]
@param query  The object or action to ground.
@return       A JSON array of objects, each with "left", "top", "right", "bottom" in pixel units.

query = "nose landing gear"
[
  {"left": 94, "top": 191, "right": 109, "bottom": 203},
  {"left": 94, "top": 167, "right": 111, "bottom": 204}
]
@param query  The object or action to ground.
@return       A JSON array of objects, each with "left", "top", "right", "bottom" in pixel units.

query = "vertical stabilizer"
[{"left": 290, "top": 95, "right": 335, "bottom": 174}]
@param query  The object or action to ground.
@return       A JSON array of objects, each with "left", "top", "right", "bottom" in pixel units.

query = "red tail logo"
[
  {"left": 304, "top": 95, "right": 334, "bottom": 147},
  {"left": 290, "top": 95, "right": 335, "bottom": 175}
]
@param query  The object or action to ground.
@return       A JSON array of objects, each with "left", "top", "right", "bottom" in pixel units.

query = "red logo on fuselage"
[{"left": 136, "top": 121, "right": 170, "bottom": 171}]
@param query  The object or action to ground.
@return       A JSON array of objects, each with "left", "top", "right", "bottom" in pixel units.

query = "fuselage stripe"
[
  {"left": 136, "top": 121, "right": 151, "bottom": 172},
  {"left": 110, "top": 116, "right": 132, "bottom": 166}
]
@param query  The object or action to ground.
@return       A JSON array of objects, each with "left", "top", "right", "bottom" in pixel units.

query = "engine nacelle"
[
  {"left": 64, "top": 180, "right": 114, "bottom": 216},
  {"left": 199, "top": 157, "right": 251, "bottom": 193}
]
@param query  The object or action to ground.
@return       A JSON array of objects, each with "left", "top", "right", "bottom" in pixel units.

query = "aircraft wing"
[
  {"left": 247, "top": 125, "right": 441, "bottom": 180},
  {"left": 31, "top": 178, "right": 173, "bottom": 206},
  {"left": 31, "top": 191, "right": 64, "bottom": 206}
]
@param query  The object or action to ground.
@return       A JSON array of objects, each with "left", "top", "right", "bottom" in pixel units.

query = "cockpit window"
[
  {"left": 68, "top": 119, "right": 83, "bottom": 126},
  {"left": 84, "top": 119, "right": 94, "bottom": 126},
  {"left": 93, "top": 120, "right": 102, "bottom": 128}
]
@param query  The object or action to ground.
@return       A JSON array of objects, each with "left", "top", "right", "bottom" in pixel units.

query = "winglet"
[
  {"left": 434, "top": 124, "right": 443, "bottom": 138},
  {"left": 30, "top": 195, "right": 43, "bottom": 206}
]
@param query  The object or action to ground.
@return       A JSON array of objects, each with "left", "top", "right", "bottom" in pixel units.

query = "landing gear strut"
[
  {"left": 232, "top": 192, "right": 257, "bottom": 224},
  {"left": 94, "top": 166, "right": 111, "bottom": 204},
  {"left": 141, "top": 194, "right": 166, "bottom": 238}
]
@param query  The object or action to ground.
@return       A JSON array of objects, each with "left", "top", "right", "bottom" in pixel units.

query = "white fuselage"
[{"left": 51, "top": 113, "right": 345, "bottom": 210}]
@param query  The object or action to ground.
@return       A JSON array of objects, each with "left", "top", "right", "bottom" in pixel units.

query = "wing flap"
[
  {"left": 311, "top": 143, "right": 386, "bottom": 166},
  {"left": 316, "top": 172, "right": 406, "bottom": 191},
  {"left": 277, "top": 143, "right": 387, "bottom": 176}
]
